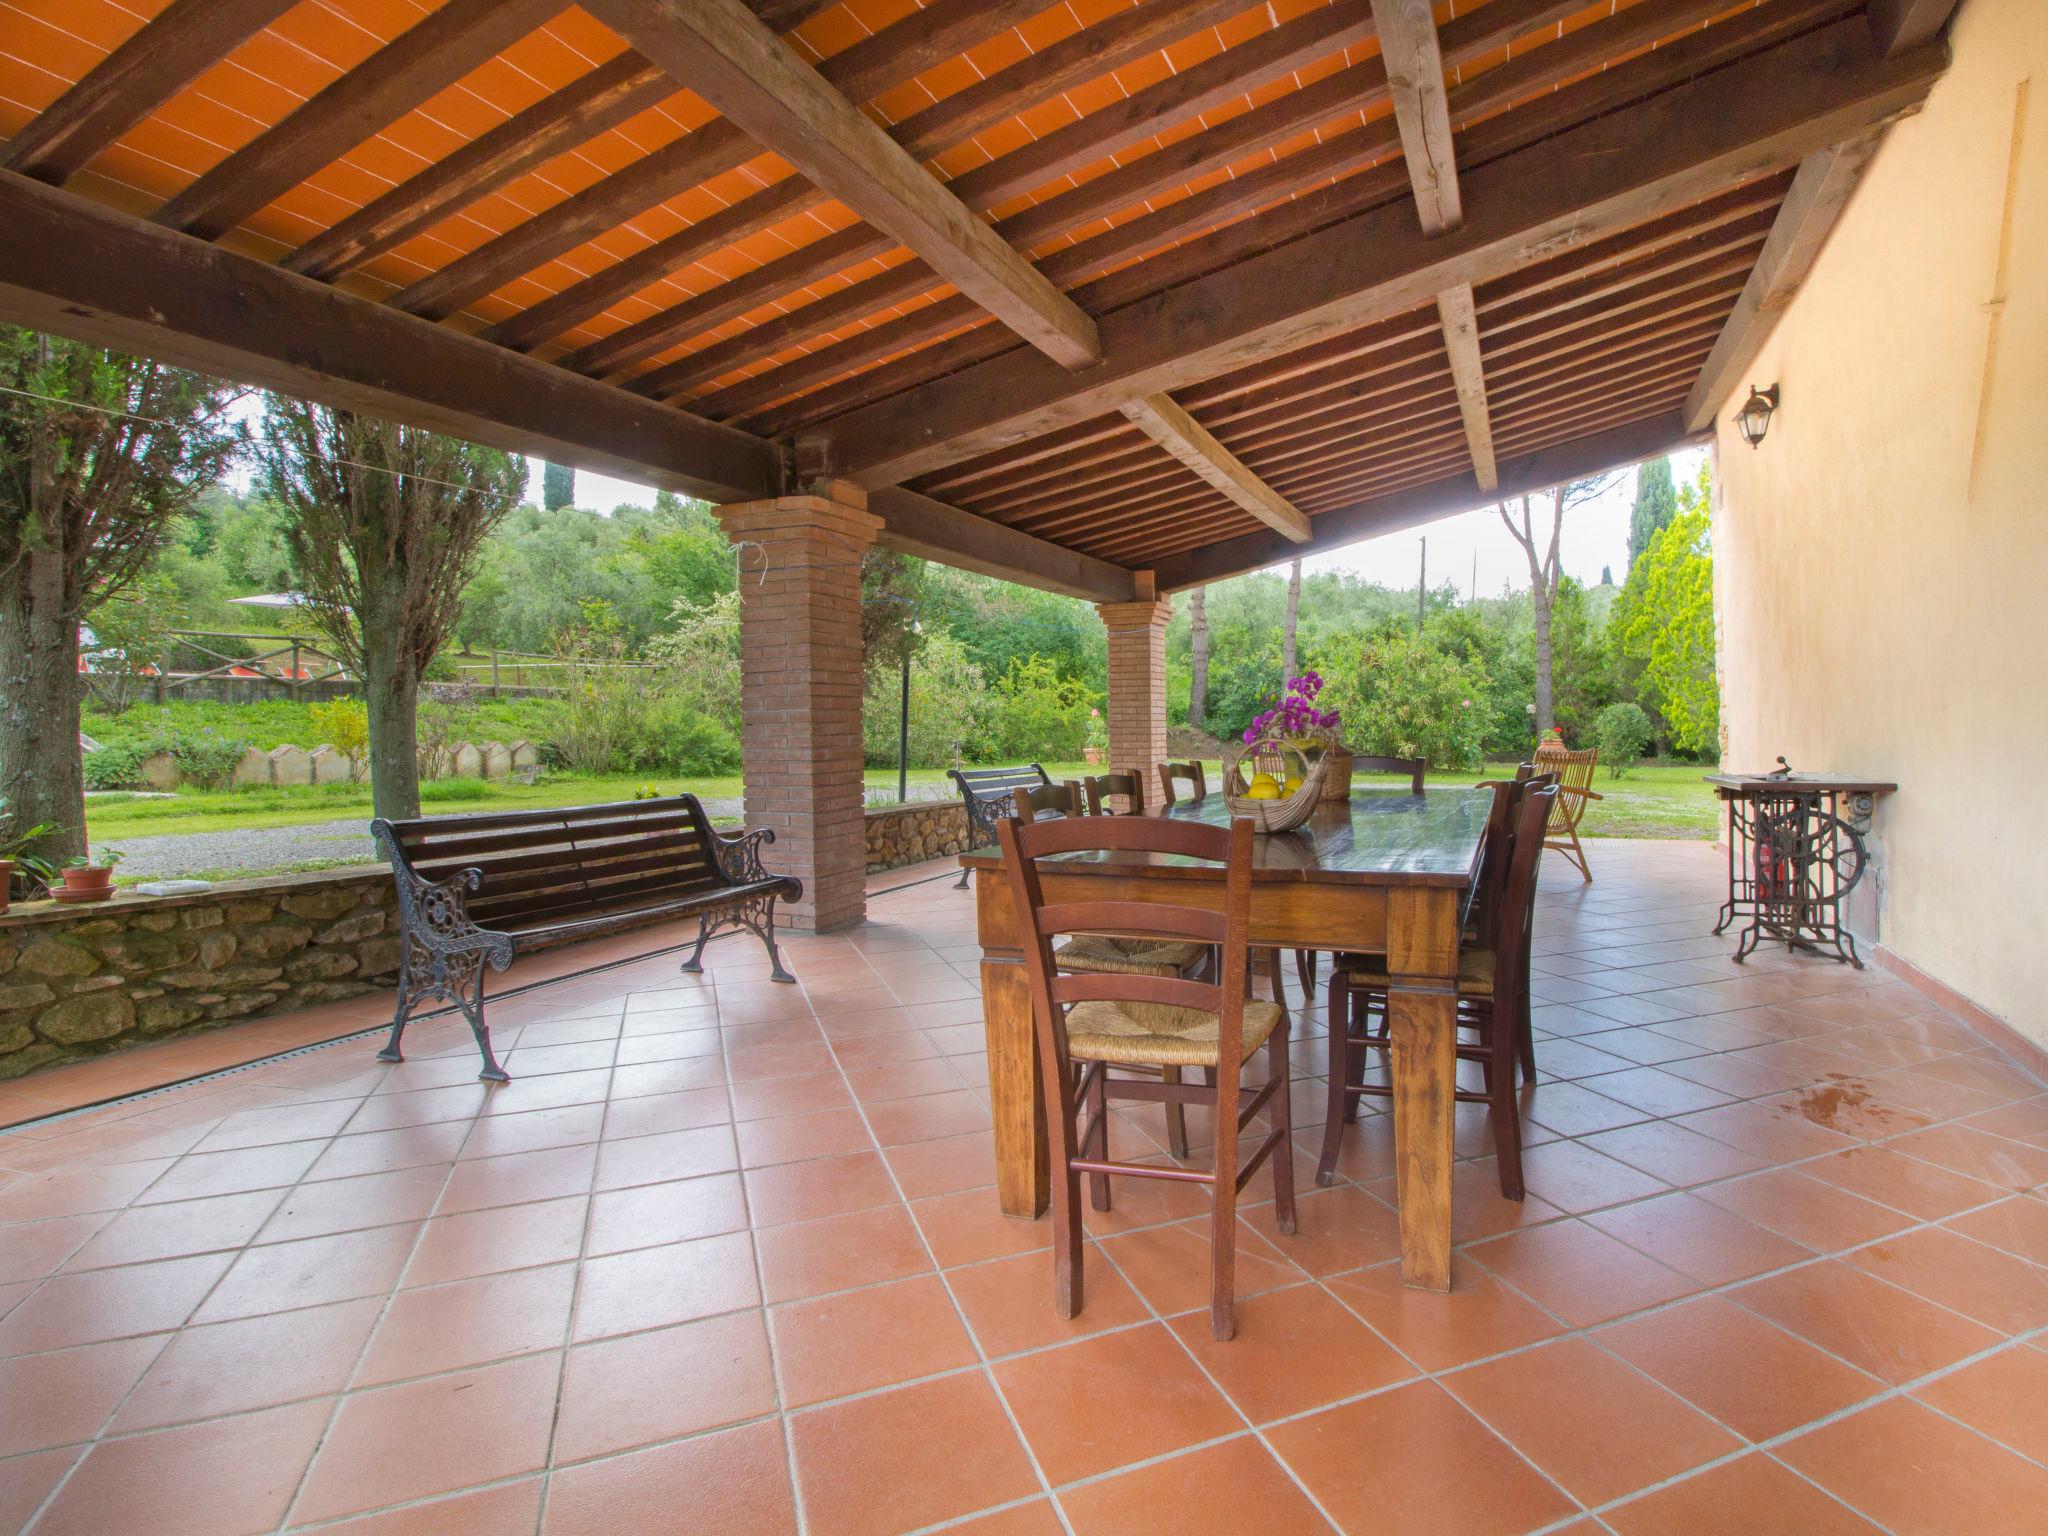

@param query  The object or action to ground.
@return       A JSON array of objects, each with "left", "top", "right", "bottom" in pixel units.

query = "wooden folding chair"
[
  {"left": 1532, "top": 742, "right": 1602, "bottom": 880},
  {"left": 997, "top": 810, "right": 1295, "bottom": 1340}
]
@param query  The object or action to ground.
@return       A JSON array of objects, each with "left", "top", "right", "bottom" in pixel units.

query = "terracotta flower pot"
[
  {"left": 57, "top": 865, "right": 115, "bottom": 903},
  {"left": 1083, "top": 747, "right": 1103, "bottom": 765}
]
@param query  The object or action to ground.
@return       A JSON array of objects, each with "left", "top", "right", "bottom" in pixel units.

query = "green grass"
[
  {"left": 84, "top": 695, "right": 563, "bottom": 752},
  {"left": 88, "top": 756, "right": 1718, "bottom": 849}
]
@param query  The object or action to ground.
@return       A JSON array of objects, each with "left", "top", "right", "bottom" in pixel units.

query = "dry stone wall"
[{"left": 862, "top": 800, "right": 969, "bottom": 872}]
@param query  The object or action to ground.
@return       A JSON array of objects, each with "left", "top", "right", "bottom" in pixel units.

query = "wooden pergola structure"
[{"left": 0, "top": 0, "right": 1955, "bottom": 928}]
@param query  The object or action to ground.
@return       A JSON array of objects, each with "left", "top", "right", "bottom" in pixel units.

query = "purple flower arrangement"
[{"left": 1243, "top": 671, "right": 1341, "bottom": 745}]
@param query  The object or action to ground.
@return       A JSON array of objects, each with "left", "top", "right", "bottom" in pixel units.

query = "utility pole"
[
  {"left": 1470, "top": 549, "right": 1478, "bottom": 606},
  {"left": 1416, "top": 537, "right": 1428, "bottom": 632}
]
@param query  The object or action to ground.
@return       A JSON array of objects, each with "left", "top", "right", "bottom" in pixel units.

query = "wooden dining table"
[{"left": 961, "top": 785, "right": 1492, "bottom": 1291}]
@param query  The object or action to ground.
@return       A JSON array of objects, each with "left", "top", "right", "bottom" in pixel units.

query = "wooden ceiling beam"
[
  {"left": 586, "top": 0, "right": 1099, "bottom": 369},
  {"left": 869, "top": 488, "right": 1135, "bottom": 603},
  {"left": 1154, "top": 412, "right": 1700, "bottom": 589},
  {"left": 823, "top": 16, "right": 1945, "bottom": 486},
  {"left": 1, "top": 0, "right": 299, "bottom": 186},
  {"left": 0, "top": 167, "right": 780, "bottom": 502},
  {"left": 1869, "top": 0, "right": 1964, "bottom": 55},
  {"left": 154, "top": 0, "right": 566, "bottom": 242},
  {"left": 1681, "top": 133, "right": 1884, "bottom": 430},
  {"left": 1435, "top": 283, "right": 1497, "bottom": 491},
  {"left": 1373, "top": 0, "right": 1462, "bottom": 235}
]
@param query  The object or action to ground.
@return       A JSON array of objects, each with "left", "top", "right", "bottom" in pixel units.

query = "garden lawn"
[{"left": 88, "top": 758, "right": 1717, "bottom": 852}]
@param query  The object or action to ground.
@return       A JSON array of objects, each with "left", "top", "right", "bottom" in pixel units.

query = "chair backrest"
[
  {"left": 1491, "top": 784, "right": 1558, "bottom": 1018},
  {"left": 996, "top": 811, "right": 1256, "bottom": 1084},
  {"left": 1350, "top": 754, "right": 1426, "bottom": 795},
  {"left": 1471, "top": 770, "right": 1557, "bottom": 943},
  {"left": 1082, "top": 769, "right": 1146, "bottom": 816},
  {"left": 1013, "top": 780, "right": 1084, "bottom": 820},
  {"left": 1532, "top": 743, "right": 1598, "bottom": 827},
  {"left": 1157, "top": 760, "right": 1207, "bottom": 805}
]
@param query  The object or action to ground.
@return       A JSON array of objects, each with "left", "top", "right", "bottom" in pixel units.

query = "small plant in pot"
[
  {"left": 57, "top": 848, "right": 125, "bottom": 904},
  {"left": 1083, "top": 708, "right": 1108, "bottom": 766},
  {"left": 0, "top": 796, "right": 65, "bottom": 913}
]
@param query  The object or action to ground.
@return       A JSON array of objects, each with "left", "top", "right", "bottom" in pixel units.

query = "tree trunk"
[
  {"left": 1530, "top": 577, "right": 1557, "bottom": 738},
  {"left": 359, "top": 570, "right": 421, "bottom": 822},
  {"left": 0, "top": 546, "right": 88, "bottom": 863},
  {"left": 1282, "top": 559, "right": 1301, "bottom": 677},
  {"left": 1187, "top": 584, "right": 1210, "bottom": 732}
]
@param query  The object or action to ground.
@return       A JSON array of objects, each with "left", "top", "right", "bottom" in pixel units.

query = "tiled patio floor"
[{"left": 1, "top": 841, "right": 2044, "bottom": 1535}]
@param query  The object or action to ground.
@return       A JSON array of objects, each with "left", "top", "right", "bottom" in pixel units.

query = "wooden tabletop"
[{"left": 960, "top": 787, "right": 1493, "bottom": 888}]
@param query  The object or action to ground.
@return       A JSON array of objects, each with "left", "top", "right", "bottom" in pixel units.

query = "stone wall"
[
  {"left": 0, "top": 871, "right": 399, "bottom": 1081},
  {"left": 863, "top": 800, "right": 969, "bottom": 873}
]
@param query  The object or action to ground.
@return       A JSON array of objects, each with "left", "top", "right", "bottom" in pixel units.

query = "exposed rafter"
[
  {"left": 1118, "top": 396, "right": 1312, "bottom": 543},
  {"left": 0, "top": 0, "right": 298, "bottom": 186},
  {"left": 821, "top": 17, "right": 1943, "bottom": 487},
  {"left": 1372, "top": 0, "right": 1462, "bottom": 235},
  {"left": 1435, "top": 285, "right": 1499, "bottom": 492},
  {"left": 585, "top": 0, "right": 1101, "bottom": 370},
  {"left": 1683, "top": 134, "right": 1885, "bottom": 430},
  {"left": 154, "top": 0, "right": 566, "bottom": 242},
  {"left": 869, "top": 489, "right": 1135, "bottom": 603},
  {"left": 1870, "top": 0, "right": 1966, "bottom": 55}
]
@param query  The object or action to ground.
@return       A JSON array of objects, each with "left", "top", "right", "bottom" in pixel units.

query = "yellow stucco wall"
[{"left": 1711, "top": 0, "right": 2046, "bottom": 1044}]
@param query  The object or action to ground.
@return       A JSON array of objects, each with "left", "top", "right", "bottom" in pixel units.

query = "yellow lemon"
[
  {"left": 1282, "top": 775, "right": 1304, "bottom": 796},
  {"left": 1245, "top": 773, "right": 1281, "bottom": 800}
]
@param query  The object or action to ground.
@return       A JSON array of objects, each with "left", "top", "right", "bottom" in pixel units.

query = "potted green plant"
[
  {"left": 0, "top": 796, "right": 65, "bottom": 914},
  {"left": 1083, "top": 707, "right": 1108, "bottom": 766},
  {"left": 57, "top": 847, "right": 125, "bottom": 903}
]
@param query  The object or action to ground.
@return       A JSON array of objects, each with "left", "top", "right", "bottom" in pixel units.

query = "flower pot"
[
  {"left": 1083, "top": 747, "right": 1103, "bottom": 765},
  {"left": 57, "top": 865, "right": 115, "bottom": 903}
]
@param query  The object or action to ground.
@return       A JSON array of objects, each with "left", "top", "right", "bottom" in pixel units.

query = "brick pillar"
[
  {"left": 1096, "top": 597, "right": 1173, "bottom": 782},
  {"left": 717, "top": 481, "right": 880, "bottom": 932}
]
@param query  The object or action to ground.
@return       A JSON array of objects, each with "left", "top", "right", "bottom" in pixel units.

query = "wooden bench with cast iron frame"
[
  {"left": 372, "top": 795, "right": 801, "bottom": 1082},
  {"left": 948, "top": 763, "right": 1053, "bottom": 888}
]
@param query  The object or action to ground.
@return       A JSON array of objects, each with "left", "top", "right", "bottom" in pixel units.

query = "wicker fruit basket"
[
  {"left": 1221, "top": 737, "right": 1328, "bottom": 833},
  {"left": 1320, "top": 743, "right": 1354, "bottom": 803}
]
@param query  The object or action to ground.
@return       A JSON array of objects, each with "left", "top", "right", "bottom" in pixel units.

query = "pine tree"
[
  {"left": 1627, "top": 457, "right": 1677, "bottom": 569},
  {"left": 542, "top": 460, "right": 575, "bottom": 511},
  {"left": 1600, "top": 564, "right": 1614, "bottom": 586}
]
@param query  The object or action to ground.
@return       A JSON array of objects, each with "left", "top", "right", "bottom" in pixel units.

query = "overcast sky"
[{"left": 543, "top": 443, "right": 1708, "bottom": 599}]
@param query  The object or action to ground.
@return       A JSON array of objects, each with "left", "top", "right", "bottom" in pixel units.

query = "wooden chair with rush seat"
[
  {"left": 1081, "top": 768, "right": 1146, "bottom": 816},
  {"left": 1317, "top": 782, "right": 1558, "bottom": 1200},
  {"left": 997, "top": 809, "right": 1296, "bottom": 1341}
]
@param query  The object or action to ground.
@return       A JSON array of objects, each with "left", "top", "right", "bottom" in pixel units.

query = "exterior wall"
[
  {"left": 863, "top": 800, "right": 969, "bottom": 872},
  {"left": 1711, "top": 0, "right": 2047, "bottom": 1046},
  {"left": 1097, "top": 597, "right": 1173, "bottom": 781}
]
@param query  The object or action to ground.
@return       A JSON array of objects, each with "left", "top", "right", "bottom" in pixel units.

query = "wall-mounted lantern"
[{"left": 1735, "top": 384, "right": 1779, "bottom": 448}]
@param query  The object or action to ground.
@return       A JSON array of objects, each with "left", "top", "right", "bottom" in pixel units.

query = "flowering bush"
[{"left": 1243, "top": 672, "right": 1340, "bottom": 745}]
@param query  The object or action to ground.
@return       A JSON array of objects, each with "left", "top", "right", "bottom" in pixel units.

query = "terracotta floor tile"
[
  {"left": 1515, "top": 1138, "right": 1670, "bottom": 1214},
  {"left": 1267, "top": 1379, "right": 1578, "bottom": 1536},
  {"left": 0, "top": 1446, "right": 81, "bottom": 1536},
  {"left": 945, "top": 1247, "right": 1151, "bottom": 1357},
  {"left": 790, "top": 1371, "right": 1040, "bottom": 1536},
  {"left": 1585, "top": 1190, "right": 1813, "bottom": 1285},
  {"left": 1890, "top": 1123, "right": 2048, "bottom": 1190},
  {"left": 0, "top": 1251, "right": 233, "bottom": 1354},
  {"left": 0, "top": 1212, "right": 105, "bottom": 1286},
  {"left": 1582, "top": 1064, "right": 1736, "bottom": 1117},
  {"left": 1519, "top": 1079, "right": 1651, "bottom": 1137},
  {"left": 1061, "top": 1435, "right": 1337, "bottom": 1535},
  {"left": 1604, "top": 1453, "right": 1884, "bottom": 1535},
  {"left": 132, "top": 1140, "right": 325, "bottom": 1205},
  {"left": 546, "top": 1419, "right": 796, "bottom": 1536},
  {"left": 554, "top": 1309, "right": 777, "bottom": 1462},
  {"left": 1801, "top": 1144, "right": 2004, "bottom": 1221},
  {"left": 608, "top": 1055, "right": 727, "bottom": 1099},
  {"left": 911, "top": 1188, "right": 1053, "bottom": 1268},
  {"left": 401, "top": 1194, "right": 588, "bottom": 1285},
  {"left": 1596, "top": 1294, "right": 1883, "bottom": 1441},
  {"left": 61, "top": 1187, "right": 283, "bottom": 1270},
  {"left": 307, "top": 1122, "right": 467, "bottom": 1182},
  {"left": 727, "top": 1069, "right": 853, "bottom": 1122},
  {"left": 1674, "top": 1100, "right": 1860, "bottom": 1163},
  {"left": 756, "top": 1203, "right": 932, "bottom": 1303},
  {"left": 0, "top": 1334, "right": 163, "bottom": 1456},
  {"left": 1095, "top": 1216, "right": 1310, "bottom": 1318},
  {"left": 30, "top": 1398, "right": 333, "bottom": 1536},
  {"left": 742, "top": 1148, "right": 900, "bottom": 1227},
  {"left": 1944, "top": 1193, "right": 2048, "bottom": 1264},
  {"left": 1467, "top": 1218, "right": 1697, "bottom": 1327},
  {"left": 354, "top": 1261, "right": 576, "bottom": 1384},
  {"left": 1326, "top": 1256, "right": 1565, "bottom": 1372},
  {"left": 865, "top": 1088, "right": 992, "bottom": 1147},
  {"left": 194, "top": 1222, "right": 419, "bottom": 1323},
  {"left": 1911, "top": 1343, "right": 2048, "bottom": 1464},
  {"left": 598, "top": 1083, "right": 728, "bottom": 1137},
  {"left": 771, "top": 1272, "right": 977, "bottom": 1407},
  {"left": 880, "top": 1128, "right": 999, "bottom": 1199},
  {"left": 257, "top": 1167, "right": 446, "bottom": 1244},
  {"left": 293, "top": 1353, "right": 559, "bottom": 1524},
  {"left": 1240, "top": 1183, "right": 1401, "bottom": 1276},
  {"left": 1577, "top": 1118, "right": 1770, "bottom": 1187},
  {"left": 1443, "top": 1335, "right": 1740, "bottom": 1505},
  {"left": 993, "top": 1322, "right": 1240, "bottom": 1484},
  {"left": 735, "top": 1106, "right": 874, "bottom": 1168},
  {"left": 1168, "top": 1282, "right": 1414, "bottom": 1422},
  {"left": 111, "top": 1297, "right": 383, "bottom": 1430},
  {"left": 572, "top": 1231, "right": 759, "bottom": 1341},
  {"left": 1700, "top": 1168, "right": 1915, "bottom": 1253},
  {"left": 452, "top": 1100, "right": 604, "bottom": 1161},
  {"left": 1777, "top": 1396, "right": 2048, "bottom": 1536},
  {"left": 1731, "top": 1259, "right": 2004, "bottom": 1384},
  {"left": 1840, "top": 1225, "right": 2048, "bottom": 1333},
  {"left": 436, "top": 1142, "right": 600, "bottom": 1213},
  {"left": 288, "top": 1478, "right": 544, "bottom": 1535},
  {"left": 586, "top": 1170, "right": 748, "bottom": 1254}
]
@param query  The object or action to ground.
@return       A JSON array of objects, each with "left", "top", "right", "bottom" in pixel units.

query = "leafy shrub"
[
  {"left": 1593, "top": 701, "right": 1654, "bottom": 777},
  {"left": 635, "top": 698, "right": 741, "bottom": 775},
  {"left": 165, "top": 728, "right": 248, "bottom": 790},
  {"left": 987, "top": 655, "right": 1092, "bottom": 762},
  {"left": 82, "top": 743, "right": 153, "bottom": 792},
  {"left": 862, "top": 628, "right": 990, "bottom": 770},
  {"left": 306, "top": 698, "right": 369, "bottom": 781},
  {"left": 419, "top": 776, "right": 490, "bottom": 802},
  {"left": 1318, "top": 627, "right": 1489, "bottom": 771}
]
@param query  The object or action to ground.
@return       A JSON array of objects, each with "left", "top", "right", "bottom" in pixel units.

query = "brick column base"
[
  {"left": 1096, "top": 597, "right": 1173, "bottom": 785},
  {"left": 717, "top": 483, "right": 881, "bottom": 933}
]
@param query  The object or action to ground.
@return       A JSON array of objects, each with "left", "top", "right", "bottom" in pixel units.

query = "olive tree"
[
  {"left": 259, "top": 402, "right": 524, "bottom": 820},
  {"left": 0, "top": 329, "right": 241, "bottom": 861}
]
